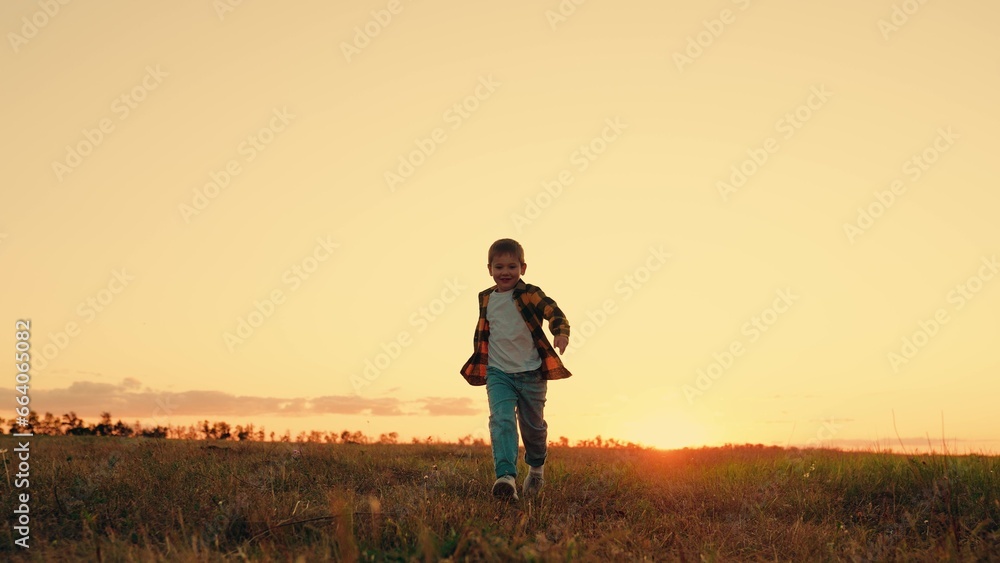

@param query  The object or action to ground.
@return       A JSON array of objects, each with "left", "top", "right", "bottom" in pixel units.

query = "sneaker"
[
  {"left": 523, "top": 472, "right": 544, "bottom": 497},
  {"left": 492, "top": 475, "right": 518, "bottom": 500}
]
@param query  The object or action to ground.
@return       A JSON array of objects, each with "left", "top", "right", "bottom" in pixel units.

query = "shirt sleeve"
[{"left": 529, "top": 286, "right": 570, "bottom": 338}]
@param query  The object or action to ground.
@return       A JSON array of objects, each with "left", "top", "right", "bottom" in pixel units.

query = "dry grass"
[{"left": 1, "top": 436, "right": 998, "bottom": 561}]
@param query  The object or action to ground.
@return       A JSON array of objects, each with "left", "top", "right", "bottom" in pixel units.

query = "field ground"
[{"left": 1, "top": 436, "right": 999, "bottom": 561}]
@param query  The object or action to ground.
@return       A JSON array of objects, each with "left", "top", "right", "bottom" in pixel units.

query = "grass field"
[{"left": 1, "top": 436, "right": 998, "bottom": 561}]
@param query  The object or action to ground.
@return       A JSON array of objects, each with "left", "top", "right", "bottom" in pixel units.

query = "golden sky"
[{"left": 2, "top": 0, "right": 998, "bottom": 451}]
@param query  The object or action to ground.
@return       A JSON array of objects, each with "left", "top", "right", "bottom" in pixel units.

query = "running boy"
[{"left": 460, "top": 238, "right": 572, "bottom": 500}]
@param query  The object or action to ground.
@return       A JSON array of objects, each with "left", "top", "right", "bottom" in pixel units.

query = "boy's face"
[{"left": 488, "top": 253, "right": 526, "bottom": 292}]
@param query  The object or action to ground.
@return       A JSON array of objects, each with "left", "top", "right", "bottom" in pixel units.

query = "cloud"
[
  {"left": 761, "top": 418, "right": 857, "bottom": 425},
  {"left": 415, "top": 396, "right": 480, "bottom": 416},
  {"left": 307, "top": 396, "right": 407, "bottom": 416},
  {"left": 3, "top": 379, "right": 480, "bottom": 419}
]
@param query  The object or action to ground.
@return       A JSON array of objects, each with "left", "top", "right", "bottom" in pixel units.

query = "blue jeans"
[{"left": 486, "top": 365, "right": 547, "bottom": 478}]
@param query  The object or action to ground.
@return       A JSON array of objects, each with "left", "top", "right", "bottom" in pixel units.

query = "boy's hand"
[{"left": 553, "top": 336, "right": 568, "bottom": 355}]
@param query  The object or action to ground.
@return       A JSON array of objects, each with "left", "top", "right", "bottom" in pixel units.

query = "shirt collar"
[{"left": 491, "top": 279, "right": 528, "bottom": 296}]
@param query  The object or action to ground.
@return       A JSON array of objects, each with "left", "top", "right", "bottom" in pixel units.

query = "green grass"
[{"left": 1, "top": 437, "right": 998, "bottom": 561}]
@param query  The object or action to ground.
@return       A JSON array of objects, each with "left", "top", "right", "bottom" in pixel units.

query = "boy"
[{"left": 460, "top": 238, "right": 571, "bottom": 500}]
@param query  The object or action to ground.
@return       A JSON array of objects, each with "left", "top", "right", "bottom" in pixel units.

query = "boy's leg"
[
  {"left": 515, "top": 369, "right": 548, "bottom": 469},
  {"left": 486, "top": 367, "right": 519, "bottom": 478}
]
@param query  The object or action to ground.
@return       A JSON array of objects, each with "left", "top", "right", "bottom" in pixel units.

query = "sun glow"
[{"left": 619, "top": 413, "right": 711, "bottom": 450}]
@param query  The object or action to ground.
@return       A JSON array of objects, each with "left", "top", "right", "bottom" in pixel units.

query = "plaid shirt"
[{"left": 460, "top": 280, "right": 571, "bottom": 386}]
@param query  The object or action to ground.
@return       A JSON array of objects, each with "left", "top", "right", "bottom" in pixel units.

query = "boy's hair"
[{"left": 488, "top": 239, "right": 525, "bottom": 265}]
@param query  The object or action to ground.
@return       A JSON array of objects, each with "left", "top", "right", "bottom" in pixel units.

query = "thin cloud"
[
  {"left": 416, "top": 397, "right": 480, "bottom": 416},
  {"left": 3, "top": 379, "right": 480, "bottom": 419},
  {"left": 761, "top": 418, "right": 856, "bottom": 425}
]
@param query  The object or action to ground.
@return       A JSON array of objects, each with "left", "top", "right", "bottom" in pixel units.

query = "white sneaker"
[
  {"left": 491, "top": 475, "right": 518, "bottom": 500},
  {"left": 523, "top": 472, "right": 544, "bottom": 497}
]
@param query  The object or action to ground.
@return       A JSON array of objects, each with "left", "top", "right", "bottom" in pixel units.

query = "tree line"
[{"left": 0, "top": 410, "right": 647, "bottom": 449}]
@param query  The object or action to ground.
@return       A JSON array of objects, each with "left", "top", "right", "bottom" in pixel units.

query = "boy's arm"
[{"left": 530, "top": 287, "right": 570, "bottom": 338}]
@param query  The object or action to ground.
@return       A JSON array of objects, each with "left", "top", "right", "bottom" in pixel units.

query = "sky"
[{"left": 2, "top": 0, "right": 998, "bottom": 452}]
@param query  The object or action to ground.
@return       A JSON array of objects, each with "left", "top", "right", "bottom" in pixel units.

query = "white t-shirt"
[{"left": 487, "top": 289, "right": 541, "bottom": 373}]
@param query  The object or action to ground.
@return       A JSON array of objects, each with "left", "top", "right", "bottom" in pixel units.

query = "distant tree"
[
  {"left": 35, "top": 412, "right": 60, "bottom": 436},
  {"left": 213, "top": 422, "right": 231, "bottom": 440},
  {"left": 379, "top": 432, "right": 399, "bottom": 445},
  {"left": 93, "top": 412, "right": 114, "bottom": 436},
  {"left": 141, "top": 426, "right": 168, "bottom": 438},
  {"left": 341, "top": 430, "right": 367, "bottom": 445},
  {"left": 112, "top": 420, "right": 133, "bottom": 437},
  {"left": 62, "top": 412, "right": 93, "bottom": 435}
]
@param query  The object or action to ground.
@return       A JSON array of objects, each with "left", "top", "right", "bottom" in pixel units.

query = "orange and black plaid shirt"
[{"left": 460, "top": 280, "right": 571, "bottom": 386}]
